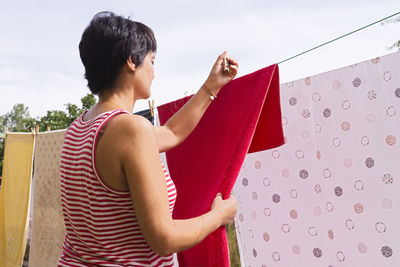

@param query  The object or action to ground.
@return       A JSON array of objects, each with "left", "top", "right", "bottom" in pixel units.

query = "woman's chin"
[
  {"left": 137, "top": 92, "right": 151, "bottom": 100},
  {"left": 144, "top": 93, "right": 151, "bottom": 99}
]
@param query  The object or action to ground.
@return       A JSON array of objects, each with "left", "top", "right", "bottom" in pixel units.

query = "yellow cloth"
[
  {"left": 28, "top": 130, "right": 66, "bottom": 267},
  {"left": 0, "top": 133, "right": 35, "bottom": 267}
]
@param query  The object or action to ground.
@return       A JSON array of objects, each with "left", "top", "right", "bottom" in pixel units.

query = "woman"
[{"left": 59, "top": 11, "right": 238, "bottom": 266}]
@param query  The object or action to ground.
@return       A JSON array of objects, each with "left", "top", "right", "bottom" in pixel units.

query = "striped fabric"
[{"left": 58, "top": 109, "right": 177, "bottom": 266}]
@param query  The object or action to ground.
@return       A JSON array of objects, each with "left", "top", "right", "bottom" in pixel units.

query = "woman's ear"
[{"left": 126, "top": 56, "right": 136, "bottom": 72}]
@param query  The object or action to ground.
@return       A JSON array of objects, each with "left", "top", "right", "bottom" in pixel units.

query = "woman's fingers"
[
  {"left": 205, "top": 51, "right": 238, "bottom": 91},
  {"left": 214, "top": 51, "right": 238, "bottom": 73},
  {"left": 212, "top": 192, "right": 223, "bottom": 209},
  {"left": 226, "top": 56, "right": 238, "bottom": 66},
  {"left": 218, "top": 51, "right": 228, "bottom": 60},
  {"left": 223, "top": 55, "right": 238, "bottom": 77},
  {"left": 213, "top": 51, "right": 227, "bottom": 68},
  {"left": 228, "top": 64, "right": 238, "bottom": 72},
  {"left": 215, "top": 192, "right": 235, "bottom": 200}
]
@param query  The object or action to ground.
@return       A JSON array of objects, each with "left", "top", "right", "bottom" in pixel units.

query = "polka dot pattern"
[{"left": 232, "top": 52, "right": 400, "bottom": 266}]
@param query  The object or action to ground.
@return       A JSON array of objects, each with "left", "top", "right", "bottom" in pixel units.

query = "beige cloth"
[{"left": 28, "top": 130, "right": 66, "bottom": 267}]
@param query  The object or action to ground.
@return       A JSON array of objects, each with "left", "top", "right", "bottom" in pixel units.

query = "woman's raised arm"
[
  {"left": 114, "top": 114, "right": 237, "bottom": 255},
  {"left": 155, "top": 51, "right": 238, "bottom": 153}
]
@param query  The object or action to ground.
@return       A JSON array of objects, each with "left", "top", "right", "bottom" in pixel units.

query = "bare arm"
[
  {"left": 155, "top": 51, "right": 238, "bottom": 152},
  {"left": 115, "top": 115, "right": 237, "bottom": 256}
]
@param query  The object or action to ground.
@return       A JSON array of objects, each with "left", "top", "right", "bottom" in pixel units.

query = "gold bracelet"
[{"left": 201, "top": 84, "right": 217, "bottom": 101}]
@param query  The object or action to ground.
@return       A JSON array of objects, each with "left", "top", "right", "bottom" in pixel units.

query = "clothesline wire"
[{"left": 278, "top": 11, "right": 400, "bottom": 64}]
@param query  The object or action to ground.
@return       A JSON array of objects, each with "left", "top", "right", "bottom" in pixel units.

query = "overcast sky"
[{"left": 1, "top": 0, "right": 399, "bottom": 118}]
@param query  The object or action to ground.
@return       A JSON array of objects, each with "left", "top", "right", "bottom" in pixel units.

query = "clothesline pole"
[{"left": 278, "top": 11, "right": 400, "bottom": 64}]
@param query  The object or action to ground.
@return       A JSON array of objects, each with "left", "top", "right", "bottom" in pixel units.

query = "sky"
[{"left": 0, "top": 0, "right": 399, "bottom": 118}]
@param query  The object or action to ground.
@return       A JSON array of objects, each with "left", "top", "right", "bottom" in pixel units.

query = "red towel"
[{"left": 158, "top": 64, "right": 284, "bottom": 266}]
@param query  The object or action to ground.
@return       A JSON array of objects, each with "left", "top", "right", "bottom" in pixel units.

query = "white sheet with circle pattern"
[{"left": 232, "top": 51, "right": 400, "bottom": 267}]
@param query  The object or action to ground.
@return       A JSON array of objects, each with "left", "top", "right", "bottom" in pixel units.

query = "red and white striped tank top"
[{"left": 58, "top": 109, "right": 177, "bottom": 266}]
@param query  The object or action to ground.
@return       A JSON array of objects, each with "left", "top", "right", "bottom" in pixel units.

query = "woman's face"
[{"left": 134, "top": 51, "right": 155, "bottom": 99}]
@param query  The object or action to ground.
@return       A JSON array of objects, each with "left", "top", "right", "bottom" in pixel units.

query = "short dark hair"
[{"left": 79, "top": 11, "right": 157, "bottom": 95}]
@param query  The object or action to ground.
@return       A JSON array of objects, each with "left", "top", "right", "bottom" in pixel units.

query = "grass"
[{"left": 227, "top": 221, "right": 241, "bottom": 266}]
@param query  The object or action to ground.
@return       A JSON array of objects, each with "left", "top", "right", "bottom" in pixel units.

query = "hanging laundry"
[
  {"left": 0, "top": 133, "right": 35, "bottom": 267},
  {"left": 158, "top": 64, "right": 285, "bottom": 267},
  {"left": 27, "top": 107, "right": 156, "bottom": 266},
  {"left": 28, "top": 130, "right": 67, "bottom": 267},
  {"left": 232, "top": 51, "right": 400, "bottom": 266}
]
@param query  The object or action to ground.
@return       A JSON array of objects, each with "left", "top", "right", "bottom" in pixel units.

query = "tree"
[
  {"left": 81, "top": 94, "right": 97, "bottom": 110},
  {"left": 0, "top": 93, "right": 97, "bottom": 176},
  {"left": 36, "top": 94, "right": 96, "bottom": 131},
  {"left": 1, "top": 104, "right": 31, "bottom": 132},
  {"left": 37, "top": 109, "right": 70, "bottom": 131}
]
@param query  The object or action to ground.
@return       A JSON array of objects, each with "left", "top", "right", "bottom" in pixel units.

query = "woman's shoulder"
[
  {"left": 104, "top": 112, "right": 155, "bottom": 141},
  {"left": 112, "top": 112, "right": 153, "bottom": 129}
]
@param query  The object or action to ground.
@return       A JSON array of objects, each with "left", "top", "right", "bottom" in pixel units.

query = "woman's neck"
[
  {"left": 97, "top": 86, "right": 136, "bottom": 113},
  {"left": 82, "top": 87, "right": 136, "bottom": 122}
]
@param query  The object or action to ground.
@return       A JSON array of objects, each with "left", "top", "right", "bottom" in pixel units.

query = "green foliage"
[
  {"left": 0, "top": 138, "right": 4, "bottom": 178},
  {"left": 1, "top": 103, "right": 31, "bottom": 132},
  {"left": 227, "top": 222, "right": 241, "bottom": 266},
  {"left": 32, "top": 94, "right": 96, "bottom": 131},
  {"left": 38, "top": 109, "right": 70, "bottom": 131},
  {"left": 0, "top": 93, "right": 96, "bottom": 176},
  {"left": 81, "top": 94, "right": 96, "bottom": 110}
]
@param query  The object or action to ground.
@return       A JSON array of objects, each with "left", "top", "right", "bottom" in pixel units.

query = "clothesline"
[{"left": 278, "top": 11, "right": 400, "bottom": 64}]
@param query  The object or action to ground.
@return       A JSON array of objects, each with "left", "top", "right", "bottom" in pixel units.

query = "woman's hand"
[
  {"left": 211, "top": 193, "right": 238, "bottom": 226},
  {"left": 203, "top": 51, "right": 238, "bottom": 96}
]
